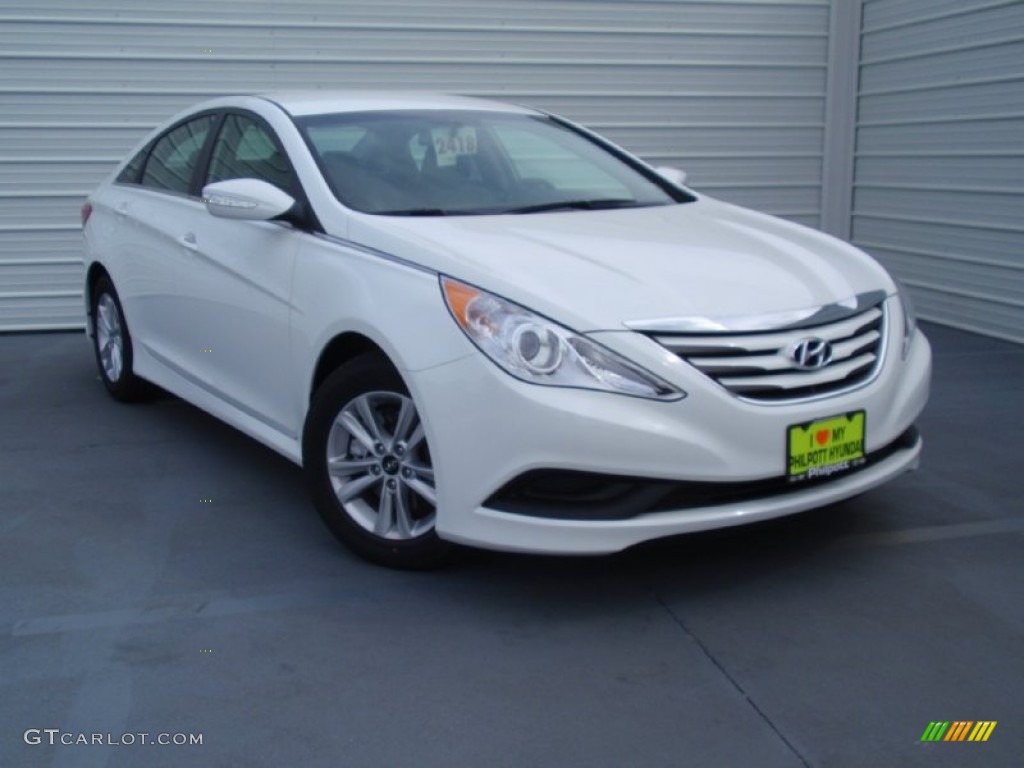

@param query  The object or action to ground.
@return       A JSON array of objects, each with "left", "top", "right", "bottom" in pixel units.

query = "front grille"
[{"left": 649, "top": 302, "right": 887, "bottom": 402}]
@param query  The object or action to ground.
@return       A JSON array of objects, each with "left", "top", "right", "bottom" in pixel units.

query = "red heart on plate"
[{"left": 815, "top": 429, "right": 830, "bottom": 446}]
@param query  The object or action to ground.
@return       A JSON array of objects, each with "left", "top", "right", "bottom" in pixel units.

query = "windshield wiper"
[
  {"left": 502, "top": 199, "right": 647, "bottom": 214},
  {"left": 376, "top": 200, "right": 650, "bottom": 216},
  {"left": 375, "top": 208, "right": 450, "bottom": 216},
  {"left": 375, "top": 207, "right": 509, "bottom": 217}
]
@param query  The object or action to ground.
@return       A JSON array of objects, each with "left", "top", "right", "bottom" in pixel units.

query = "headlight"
[
  {"left": 894, "top": 278, "right": 917, "bottom": 359},
  {"left": 441, "top": 277, "right": 684, "bottom": 400}
]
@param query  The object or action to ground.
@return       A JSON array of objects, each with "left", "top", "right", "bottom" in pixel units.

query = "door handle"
[
  {"left": 181, "top": 232, "right": 198, "bottom": 249},
  {"left": 116, "top": 202, "right": 130, "bottom": 216}
]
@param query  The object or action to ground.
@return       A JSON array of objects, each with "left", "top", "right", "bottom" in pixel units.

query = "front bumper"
[{"left": 406, "top": 325, "right": 931, "bottom": 554}]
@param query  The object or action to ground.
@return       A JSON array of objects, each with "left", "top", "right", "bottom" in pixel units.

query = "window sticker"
[{"left": 430, "top": 126, "right": 478, "bottom": 167}]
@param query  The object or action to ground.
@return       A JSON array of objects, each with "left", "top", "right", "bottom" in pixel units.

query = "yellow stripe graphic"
[{"left": 972, "top": 721, "right": 997, "bottom": 742}]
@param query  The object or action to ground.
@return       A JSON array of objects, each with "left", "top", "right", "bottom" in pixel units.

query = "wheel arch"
[
  {"left": 83, "top": 261, "right": 112, "bottom": 337},
  {"left": 309, "top": 331, "right": 394, "bottom": 401}
]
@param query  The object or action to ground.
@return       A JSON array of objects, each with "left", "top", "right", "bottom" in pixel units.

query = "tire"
[
  {"left": 91, "top": 275, "right": 148, "bottom": 402},
  {"left": 303, "top": 353, "right": 455, "bottom": 569}
]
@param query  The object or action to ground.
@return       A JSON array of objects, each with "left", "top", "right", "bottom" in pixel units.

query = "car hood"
[{"left": 344, "top": 197, "right": 895, "bottom": 331}]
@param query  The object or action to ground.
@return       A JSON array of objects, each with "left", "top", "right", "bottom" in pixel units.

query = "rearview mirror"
[
  {"left": 201, "top": 178, "right": 296, "bottom": 221},
  {"left": 654, "top": 166, "right": 687, "bottom": 186}
]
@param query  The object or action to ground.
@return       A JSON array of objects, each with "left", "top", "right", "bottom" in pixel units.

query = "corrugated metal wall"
[
  {"left": 853, "top": 0, "right": 1024, "bottom": 343},
  {"left": 0, "top": 0, "right": 831, "bottom": 331}
]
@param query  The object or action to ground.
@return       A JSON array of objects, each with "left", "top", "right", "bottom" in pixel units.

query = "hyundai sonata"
[{"left": 82, "top": 92, "right": 931, "bottom": 567}]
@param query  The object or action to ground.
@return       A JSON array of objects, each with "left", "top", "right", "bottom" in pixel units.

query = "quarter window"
[
  {"left": 207, "top": 115, "right": 295, "bottom": 193},
  {"left": 116, "top": 149, "right": 147, "bottom": 184},
  {"left": 141, "top": 115, "right": 216, "bottom": 194}
]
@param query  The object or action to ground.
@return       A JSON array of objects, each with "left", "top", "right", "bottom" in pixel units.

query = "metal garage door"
[
  {"left": 853, "top": 0, "right": 1024, "bottom": 343},
  {"left": 0, "top": 0, "right": 831, "bottom": 331}
]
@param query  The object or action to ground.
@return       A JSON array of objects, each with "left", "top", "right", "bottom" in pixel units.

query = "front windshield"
[{"left": 295, "top": 110, "right": 692, "bottom": 216}]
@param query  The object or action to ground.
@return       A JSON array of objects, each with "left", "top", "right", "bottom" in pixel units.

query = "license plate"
[{"left": 787, "top": 411, "right": 866, "bottom": 481}]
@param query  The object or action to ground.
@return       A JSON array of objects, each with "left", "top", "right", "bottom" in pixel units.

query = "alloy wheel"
[
  {"left": 96, "top": 293, "right": 124, "bottom": 382},
  {"left": 326, "top": 391, "right": 436, "bottom": 540}
]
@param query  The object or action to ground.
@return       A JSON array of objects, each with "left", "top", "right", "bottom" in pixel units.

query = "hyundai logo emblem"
[{"left": 791, "top": 337, "right": 833, "bottom": 370}]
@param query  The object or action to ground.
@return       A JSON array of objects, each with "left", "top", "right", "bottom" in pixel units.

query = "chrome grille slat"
[
  {"left": 688, "top": 328, "right": 881, "bottom": 375},
  {"left": 687, "top": 352, "right": 793, "bottom": 374},
  {"left": 654, "top": 307, "right": 883, "bottom": 356},
  {"left": 643, "top": 300, "right": 888, "bottom": 403},
  {"left": 719, "top": 353, "right": 877, "bottom": 393},
  {"left": 830, "top": 329, "right": 880, "bottom": 362}
]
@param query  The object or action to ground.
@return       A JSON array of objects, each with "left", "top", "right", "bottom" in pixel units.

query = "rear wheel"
[
  {"left": 303, "top": 353, "right": 455, "bottom": 569},
  {"left": 91, "top": 275, "right": 147, "bottom": 402}
]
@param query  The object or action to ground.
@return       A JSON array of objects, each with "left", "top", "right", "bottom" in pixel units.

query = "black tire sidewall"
[
  {"left": 91, "top": 276, "right": 140, "bottom": 401},
  {"left": 302, "top": 353, "right": 453, "bottom": 569}
]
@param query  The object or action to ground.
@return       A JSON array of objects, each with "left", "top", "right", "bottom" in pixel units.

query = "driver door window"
[
  {"left": 207, "top": 115, "right": 296, "bottom": 193},
  {"left": 140, "top": 115, "right": 216, "bottom": 194}
]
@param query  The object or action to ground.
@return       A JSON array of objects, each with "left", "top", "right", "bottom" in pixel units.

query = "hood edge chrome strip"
[{"left": 623, "top": 289, "right": 890, "bottom": 334}]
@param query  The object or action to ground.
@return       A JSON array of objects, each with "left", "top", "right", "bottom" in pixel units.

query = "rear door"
[{"left": 106, "top": 114, "right": 218, "bottom": 364}]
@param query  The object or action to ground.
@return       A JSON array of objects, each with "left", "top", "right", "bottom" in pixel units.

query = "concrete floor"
[{"left": 1, "top": 322, "right": 1021, "bottom": 768}]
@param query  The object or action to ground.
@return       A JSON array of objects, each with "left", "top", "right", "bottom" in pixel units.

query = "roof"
[{"left": 254, "top": 90, "right": 537, "bottom": 117}]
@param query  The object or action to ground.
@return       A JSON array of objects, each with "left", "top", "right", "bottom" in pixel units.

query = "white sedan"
[{"left": 82, "top": 92, "right": 931, "bottom": 568}]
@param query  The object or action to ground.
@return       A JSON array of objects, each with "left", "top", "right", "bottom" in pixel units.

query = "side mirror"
[
  {"left": 654, "top": 166, "right": 687, "bottom": 186},
  {"left": 201, "top": 178, "right": 296, "bottom": 221}
]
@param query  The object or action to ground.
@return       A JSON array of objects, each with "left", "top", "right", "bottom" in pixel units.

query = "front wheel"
[{"left": 302, "top": 354, "right": 455, "bottom": 569}]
